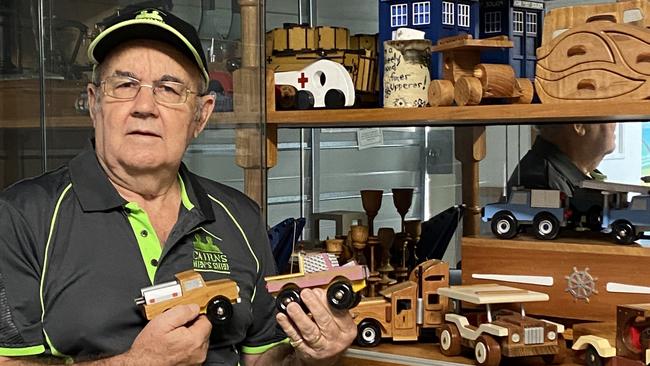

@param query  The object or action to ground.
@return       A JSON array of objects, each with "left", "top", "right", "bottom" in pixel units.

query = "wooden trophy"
[
  {"left": 325, "top": 237, "right": 344, "bottom": 258},
  {"left": 365, "top": 235, "right": 381, "bottom": 297},
  {"left": 377, "top": 227, "right": 396, "bottom": 291},
  {"left": 360, "top": 189, "right": 383, "bottom": 236},
  {"left": 404, "top": 219, "right": 422, "bottom": 269},
  {"left": 350, "top": 225, "right": 369, "bottom": 265},
  {"left": 392, "top": 188, "right": 414, "bottom": 233}
]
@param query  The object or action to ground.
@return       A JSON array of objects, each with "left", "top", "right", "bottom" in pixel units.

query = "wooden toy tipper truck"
[
  {"left": 135, "top": 270, "right": 240, "bottom": 325},
  {"left": 350, "top": 259, "right": 450, "bottom": 346},
  {"left": 572, "top": 304, "right": 650, "bottom": 366}
]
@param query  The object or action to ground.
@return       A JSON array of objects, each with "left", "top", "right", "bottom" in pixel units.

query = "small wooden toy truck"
[
  {"left": 482, "top": 189, "right": 570, "bottom": 240},
  {"left": 438, "top": 284, "right": 566, "bottom": 366},
  {"left": 135, "top": 270, "right": 240, "bottom": 325},
  {"left": 350, "top": 259, "right": 450, "bottom": 346},
  {"left": 572, "top": 304, "right": 650, "bottom": 366},
  {"left": 265, "top": 253, "right": 368, "bottom": 313}
]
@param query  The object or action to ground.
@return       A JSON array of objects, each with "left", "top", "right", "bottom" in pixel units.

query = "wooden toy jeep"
[
  {"left": 135, "top": 270, "right": 240, "bottom": 325},
  {"left": 437, "top": 284, "right": 566, "bottom": 366},
  {"left": 265, "top": 253, "right": 368, "bottom": 313}
]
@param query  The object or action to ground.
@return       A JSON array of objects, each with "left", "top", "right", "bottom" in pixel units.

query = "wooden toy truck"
[
  {"left": 265, "top": 253, "right": 368, "bottom": 313},
  {"left": 428, "top": 34, "right": 534, "bottom": 107},
  {"left": 135, "top": 270, "right": 240, "bottom": 325},
  {"left": 572, "top": 304, "right": 650, "bottom": 366},
  {"left": 438, "top": 284, "right": 566, "bottom": 366},
  {"left": 350, "top": 259, "right": 449, "bottom": 346}
]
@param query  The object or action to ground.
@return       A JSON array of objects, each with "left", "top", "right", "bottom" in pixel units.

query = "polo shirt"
[{"left": 0, "top": 146, "right": 287, "bottom": 364}]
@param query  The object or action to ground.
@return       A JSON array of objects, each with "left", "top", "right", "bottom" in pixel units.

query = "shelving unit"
[{"left": 267, "top": 101, "right": 650, "bottom": 127}]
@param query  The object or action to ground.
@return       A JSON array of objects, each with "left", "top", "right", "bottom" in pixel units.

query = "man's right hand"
[{"left": 125, "top": 303, "right": 212, "bottom": 366}]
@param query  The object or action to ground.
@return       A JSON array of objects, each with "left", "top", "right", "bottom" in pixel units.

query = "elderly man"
[
  {"left": 507, "top": 123, "right": 617, "bottom": 228},
  {"left": 0, "top": 7, "right": 355, "bottom": 366}
]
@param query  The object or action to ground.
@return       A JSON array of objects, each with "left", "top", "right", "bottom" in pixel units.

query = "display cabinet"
[
  {"left": 0, "top": 0, "right": 269, "bottom": 205},
  {"left": 3, "top": 0, "right": 650, "bottom": 365}
]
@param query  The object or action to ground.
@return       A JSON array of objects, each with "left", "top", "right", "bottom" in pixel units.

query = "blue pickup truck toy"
[{"left": 482, "top": 189, "right": 570, "bottom": 240}]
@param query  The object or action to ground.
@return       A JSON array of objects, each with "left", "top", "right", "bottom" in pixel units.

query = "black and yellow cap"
[{"left": 88, "top": 7, "right": 209, "bottom": 86}]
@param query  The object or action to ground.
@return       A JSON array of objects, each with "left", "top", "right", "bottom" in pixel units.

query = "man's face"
[
  {"left": 87, "top": 40, "right": 213, "bottom": 175},
  {"left": 586, "top": 123, "right": 617, "bottom": 157}
]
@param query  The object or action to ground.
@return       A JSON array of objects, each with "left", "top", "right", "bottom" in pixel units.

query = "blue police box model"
[
  {"left": 378, "top": 0, "right": 479, "bottom": 85},
  {"left": 479, "top": 0, "right": 544, "bottom": 80}
]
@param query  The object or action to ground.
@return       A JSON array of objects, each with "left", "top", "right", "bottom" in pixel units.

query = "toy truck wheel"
[
  {"left": 324, "top": 89, "right": 345, "bottom": 108},
  {"left": 206, "top": 295, "right": 233, "bottom": 325},
  {"left": 439, "top": 323, "right": 462, "bottom": 356},
  {"left": 356, "top": 320, "right": 381, "bottom": 347},
  {"left": 276, "top": 286, "right": 302, "bottom": 314},
  {"left": 327, "top": 281, "right": 355, "bottom": 310},
  {"left": 296, "top": 90, "right": 315, "bottom": 109},
  {"left": 586, "top": 206, "right": 603, "bottom": 231},
  {"left": 612, "top": 221, "right": 636, "bottom": 244},
  {"left": 585, "top": 346, "right": 603, "bottom": 366},
  {"left": 542, "top": 334, "right": 566, "bottom": 364},
  {"left": 491, "top": 212, "right": 518, "bottom": 239},
  {"left": 474, "top": 335, "right": 501, "bottom": 366},
  {"left": 351, "top": 291, "right": 362, "bottom": 308},
  {"left": 533, "top": 213, "right": 560, "bottom": 240}
]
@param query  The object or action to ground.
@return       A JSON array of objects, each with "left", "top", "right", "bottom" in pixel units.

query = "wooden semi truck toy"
[
  {"left": 350, "top": 259, "right": 450, "bottom": 346},
  {"left": 265, "top": 253, "right": 368, "bottom": 314},
  {"left": 135, "top": 270, "right": 240, "bottom": 325},
  {"left": 572, "top": 304, "right": 650, "bottom": 366}
]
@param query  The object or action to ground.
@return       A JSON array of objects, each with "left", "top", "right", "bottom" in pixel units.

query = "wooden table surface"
[{"left": 340, "top": 342, "right": 583, "bottom": 366}]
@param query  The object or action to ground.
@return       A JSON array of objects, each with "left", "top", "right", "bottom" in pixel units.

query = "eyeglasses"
[{"left": 100, "top": 76, "right": 198, "bottom": 105}]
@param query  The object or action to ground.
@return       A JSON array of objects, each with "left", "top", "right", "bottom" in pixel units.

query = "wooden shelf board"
[
  {"left": 342, "top": 342, "right": 581, "bottom": 366},
  {"left": 267, "top": 101, "right": 650, "bottom": 127}
]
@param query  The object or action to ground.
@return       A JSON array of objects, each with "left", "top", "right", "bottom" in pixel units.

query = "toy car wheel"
[
  {"left": 586, "top": 206, "right": 603, "bottom": 231},
  {"left": 356, "top": 320, "right": 381, "bottom": 347},
  {"left": 276, "top": 286, "right": 302, "bottom": 314},
  {"left": 206, "top": 295, "right": 233, "bottom": 325},
  {"left": 324, "top": 89, "right": 345, "bottom": 108},
  {"left": 296, "top": 90, "right": 315, "bottom": 110},
  {"left": 439, "top": 323, "right": 462, "bottom": 356},
  {"left": 351, "top": 291, "right": 362, "bottom": 308},
  {"left": 542, "top": 334, "right": 566, "bottom": 364},
  {"left": 612, "top": 221, "right": 636, "bottom": 245},
  {"left": 585, "top": 345, "right": 603, "bottom": 366},
  {"left": 533, "top": 213, "right": 560, "bottom": 240},
  {"left": 327, "top": 281, "right": 355, "bottom": 310},
  {"left": 474, "top": 335, "right": 501, "bottom": 366},
  {"left": 491, "top": 212, "right": 518, "bottom": 239}
]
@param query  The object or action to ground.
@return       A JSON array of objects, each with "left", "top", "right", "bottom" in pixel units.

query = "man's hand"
[
  {"left": 276, "top": 288, "right": 356, "bottom": 364},
  {"left": 125, "top": 304, "right": 212, "bottom": 366}
]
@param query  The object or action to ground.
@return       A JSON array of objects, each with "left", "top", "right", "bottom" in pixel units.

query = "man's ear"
[
  {"left": 193, "top": 91, "right": 216, "bottom": 138},
  {"left": 573, "top": 124, "right": 586, "bottom": 136},
  {"left": 87, "top": 83, "right": 98, "bottom": 128}
]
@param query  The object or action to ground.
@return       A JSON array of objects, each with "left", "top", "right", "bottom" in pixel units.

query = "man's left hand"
[{"left": 276, "top": 288, "right": 357, "bottom": 363}]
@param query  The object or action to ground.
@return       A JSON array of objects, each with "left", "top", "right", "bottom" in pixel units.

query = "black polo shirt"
[
  {"left": 0, "top": 146, "right": 287, "bottom": 364},
  {"left": 507, "top": 136, "right": 607, "bottom": 196}
]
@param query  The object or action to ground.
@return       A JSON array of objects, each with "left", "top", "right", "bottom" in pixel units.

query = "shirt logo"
[
  {"left": 135, "top": 10, "right": 165, "bottom": 23},
  {"left": 192, "top": 233, "right": 230, "bottom": 273}
]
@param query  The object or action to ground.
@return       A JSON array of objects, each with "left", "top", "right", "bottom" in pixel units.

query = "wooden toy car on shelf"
[
  {"left": 572, "top": 304, "right": 650, "bottom": 366},
  {"left": 482, "top": 189, "right": 570, "bottom": 240},
  {"left": 265, "top": 253, "right": 368, "bottom": 314},
  {"left": 135, "top": 270, "right": 240, "bottom": 325},
  {"left": 266, "top": 24, "right": 379, "bottom": 108},
  {"left": 437, "top": 284, "right": 566, "bottom": 366},
  {"left": 428, "top": 35, "right": 534, "bottom": 107},
  {"left": 350, "top": 259, "right": 449, "bottom": 347}
]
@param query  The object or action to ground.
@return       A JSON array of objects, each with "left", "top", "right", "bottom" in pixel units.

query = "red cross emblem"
[{"left": 297, "top": 73, "right": 309, "bottom": 88}]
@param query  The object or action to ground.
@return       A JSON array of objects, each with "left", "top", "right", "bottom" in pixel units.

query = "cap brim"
[{"left": 88, "top": 19, "right": 209, "bottom": 85}]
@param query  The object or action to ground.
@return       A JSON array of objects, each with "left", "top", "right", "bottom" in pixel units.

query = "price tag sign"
[{"left": 357, "top": 128, "right": 384, "bottom": 150}]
